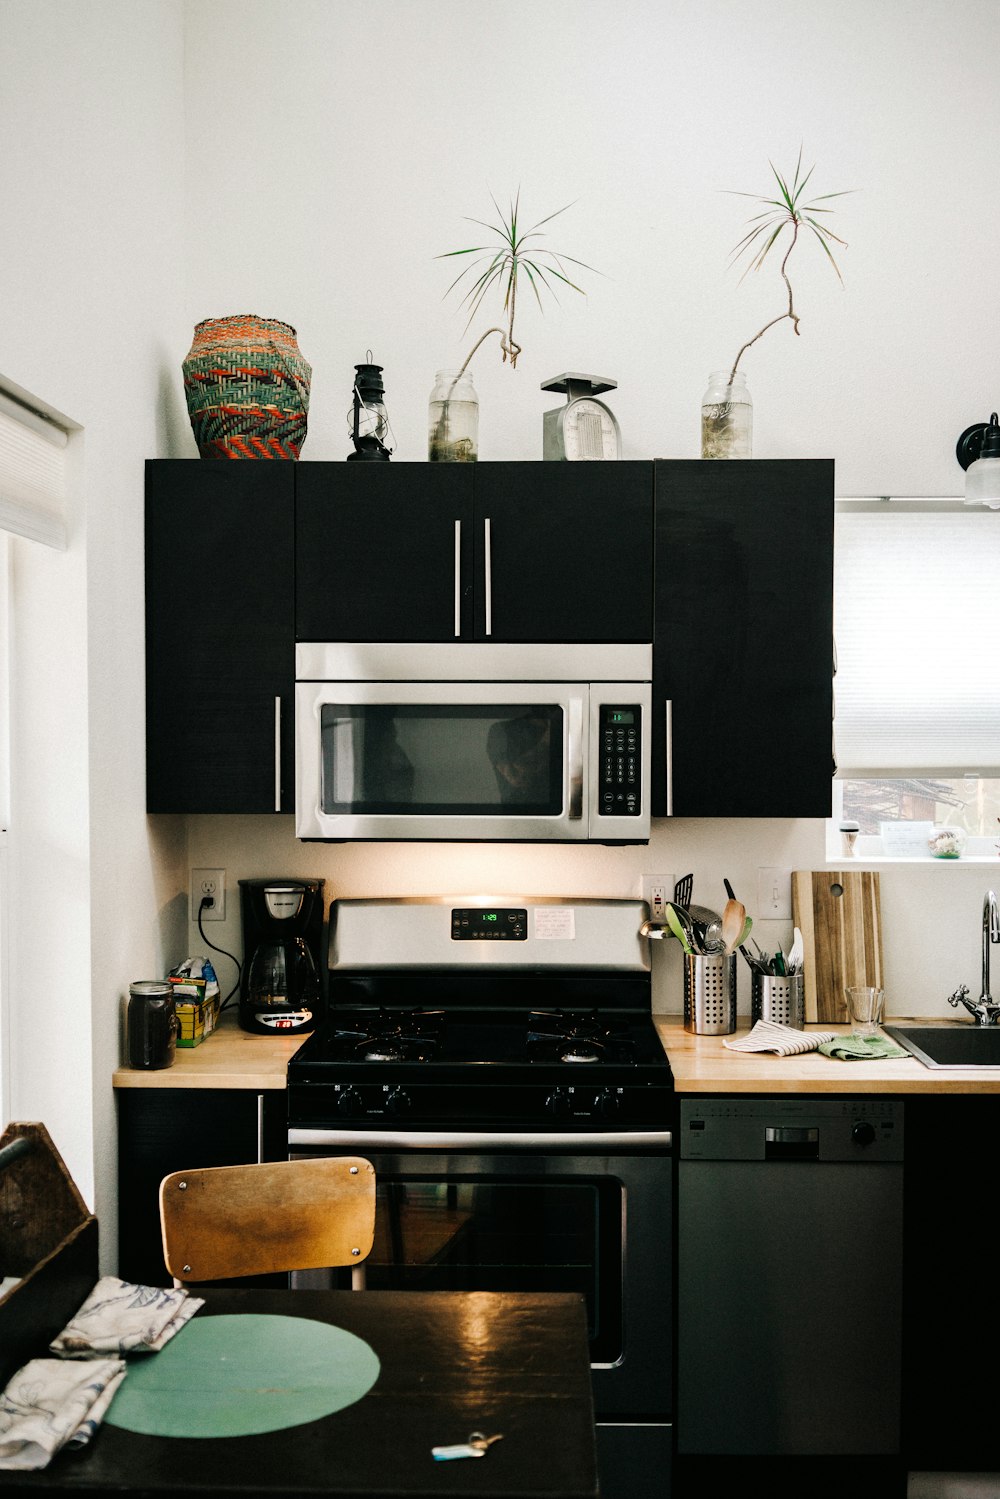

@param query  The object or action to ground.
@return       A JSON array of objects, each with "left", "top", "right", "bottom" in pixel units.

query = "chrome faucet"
[{"left": 947, "top": 889, "right": 1000, "bottom": 1025}]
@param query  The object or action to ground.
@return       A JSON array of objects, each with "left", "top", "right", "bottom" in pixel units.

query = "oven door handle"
[{"left": 289, "top": 1127, "right": 673, "bottom": 1150}]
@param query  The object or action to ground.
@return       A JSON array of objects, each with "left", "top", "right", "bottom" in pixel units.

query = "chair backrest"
[{"left": 158, "top": 1156, "right": 376, "bottom": 1285}]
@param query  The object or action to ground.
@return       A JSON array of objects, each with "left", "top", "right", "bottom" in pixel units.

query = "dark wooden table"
[{"left": 0, "top": 1289, "right": 599, "bottom": 1499}]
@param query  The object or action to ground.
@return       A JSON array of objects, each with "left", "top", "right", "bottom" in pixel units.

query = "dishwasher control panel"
[{"left": 680, "top": 1098, "right": 903, "bottom": 1162}]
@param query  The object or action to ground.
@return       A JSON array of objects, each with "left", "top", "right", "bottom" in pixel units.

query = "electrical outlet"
[
  {"left": 191, "top": 868, "right": 225, "bottom": 922},
  {"left": 757, "top": 866, "right": 791, "bottom": 921},
  {"left": 641, "top": 873, "right": 675, "bottom": 924}
]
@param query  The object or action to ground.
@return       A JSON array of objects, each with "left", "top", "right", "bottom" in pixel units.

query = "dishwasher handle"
[{"left": 764, "top": 1126, "right": 819, "bottom": 1161}]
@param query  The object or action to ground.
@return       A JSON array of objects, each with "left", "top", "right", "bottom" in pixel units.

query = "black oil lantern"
[{"left": 347, "top": 356, "right": 393, "bottom": 461}]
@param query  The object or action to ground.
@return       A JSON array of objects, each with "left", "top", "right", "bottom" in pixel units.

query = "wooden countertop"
[
  {"left": 113, "top": 1012, "right": 302, "bottom": 1090},
  {"left": 112, "top": 1012, "right": 1000, "bottom": 1096},
  {"left": 655, "top": 1018, "right": 1000, "bottom": 1094}
]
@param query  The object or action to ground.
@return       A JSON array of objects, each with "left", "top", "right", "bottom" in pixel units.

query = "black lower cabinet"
[
  {"left": 902, "top": 1098, "right": 999, "bottom": 1474},
  {"left": 117, "top": 1088, "right": 286, "bottom": 1287}
]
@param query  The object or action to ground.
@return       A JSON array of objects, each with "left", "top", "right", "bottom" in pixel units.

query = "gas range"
[{"left": 287, "top": 897, "right": 672, "bottom": 1133}]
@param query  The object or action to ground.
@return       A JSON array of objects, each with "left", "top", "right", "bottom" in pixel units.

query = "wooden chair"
[{"left": 158, "top": 1157, "right": 376, "bottom": 1287}]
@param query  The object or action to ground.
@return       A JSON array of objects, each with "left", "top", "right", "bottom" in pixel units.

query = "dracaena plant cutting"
[
  {"left": 702, "top": 150, "right": 852, "bottom": 459},
  {"left": 430, "top": 191, "right": 595, "bottom": 461}
]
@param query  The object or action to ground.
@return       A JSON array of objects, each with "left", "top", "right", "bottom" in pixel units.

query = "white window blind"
[
  {"left": 834, "top": 501, "right": 1000, "bottom": 777},
  {"left": 0, "top": 386, "right": 69, "bottom": 549}
]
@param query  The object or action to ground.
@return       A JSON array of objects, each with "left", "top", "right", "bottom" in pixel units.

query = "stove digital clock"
[{"left": 451, "top": 907, "right": 528, "bottom": 940}]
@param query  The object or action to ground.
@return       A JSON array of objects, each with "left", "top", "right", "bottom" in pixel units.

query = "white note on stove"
[{"left": 534, "top": 907, "right": 576, "bottom": 940}]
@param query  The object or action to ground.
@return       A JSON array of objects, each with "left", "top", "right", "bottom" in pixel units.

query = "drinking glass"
[{"left": 845, "top": 985, "right": 885, "bottom": 1038}]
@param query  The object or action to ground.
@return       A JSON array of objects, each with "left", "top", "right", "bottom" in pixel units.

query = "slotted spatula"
[{"left": 673, "top": 873, "right": 694, "bottom": 909}]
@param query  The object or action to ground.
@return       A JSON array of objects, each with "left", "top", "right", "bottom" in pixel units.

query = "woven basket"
[{"left": 182, "top": 315, "right": 311, "bottom": 459}]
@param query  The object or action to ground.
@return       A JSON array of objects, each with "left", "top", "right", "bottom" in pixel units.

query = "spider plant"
[{"left": 724, "top": 149, "right": 852, "bottom": 385}]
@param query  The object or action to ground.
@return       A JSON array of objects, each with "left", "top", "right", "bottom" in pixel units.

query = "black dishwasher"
[{"left": 677, "top": 1098, "right": 903, "bottom": 1464}]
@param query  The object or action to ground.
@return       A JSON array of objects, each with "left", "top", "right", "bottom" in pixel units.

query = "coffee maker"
[{"left": 238, "top": 878, "right": 325, "bottom": 1035}]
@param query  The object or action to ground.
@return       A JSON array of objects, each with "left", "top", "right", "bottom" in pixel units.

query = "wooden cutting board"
[{"left": 791, "top": 870, "right": 884, "bottom": 1022}]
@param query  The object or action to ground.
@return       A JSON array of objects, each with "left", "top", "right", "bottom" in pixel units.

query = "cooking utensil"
[
  {"left": 721, "top": 900, "right": 746, "bottom": 956},
  {"left": 788, "top": 926, "right": 804, "bottom": 975},
  {"left": 673, "top": 873, "right": 694, "bottom": 909},
  {"left": 664, "top": 901, "right": 696, "bottom": 953}
]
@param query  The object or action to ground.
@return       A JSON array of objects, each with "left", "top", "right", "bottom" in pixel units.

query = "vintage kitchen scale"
[{"left": 541, "top": 373, "right": 622, "bottom": 461}]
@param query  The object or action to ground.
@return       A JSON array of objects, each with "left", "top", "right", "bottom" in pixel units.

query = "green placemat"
[{"left": 105, "top": 1314, "right": 380, "bottom": 1439}]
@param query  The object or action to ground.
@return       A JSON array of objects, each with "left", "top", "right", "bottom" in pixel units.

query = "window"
[
  {"left": 832, "top": 498, "right": 1000, "bottom": 859},
  {"left": 0, "top": 380, "right": 74, "bottom": 1120}
]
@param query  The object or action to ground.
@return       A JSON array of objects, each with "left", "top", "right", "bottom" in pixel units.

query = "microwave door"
[{"left": 294, "top": 681, "right": 589, "bottom": 842}]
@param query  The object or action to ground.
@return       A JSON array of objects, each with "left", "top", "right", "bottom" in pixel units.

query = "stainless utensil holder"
[
  {"left": 683, "top": 953, "right": 736, "bottom": 1035},
  {"left": 751, "top": 972, "right": 805, "bottom": 1029}
]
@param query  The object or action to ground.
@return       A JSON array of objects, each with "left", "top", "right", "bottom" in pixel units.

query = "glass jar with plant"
[
  {"left": 431, "top": 190, "right": 595, "bottom": 462},
  {"left": 703, "top": 150, "right": 852, "bottom": 460}
]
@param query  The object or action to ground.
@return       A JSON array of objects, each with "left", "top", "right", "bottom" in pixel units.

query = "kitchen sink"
[{"left": 884, "top": 1024, "right": 1000, "bottom": 1069}]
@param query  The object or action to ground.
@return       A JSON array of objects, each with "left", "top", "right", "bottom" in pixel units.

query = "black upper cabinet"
[
  {"left": 296, "top": 463, "right": 475, "bottom": 642},
  {"left": 652, "top": 460, "right": 834, "bottom": 819},
  {"left": 295, "top": 461, "right": 654, "bottom": 644},
  {"left": 145, "top": 460, "right": 295, "bottom": 813}
]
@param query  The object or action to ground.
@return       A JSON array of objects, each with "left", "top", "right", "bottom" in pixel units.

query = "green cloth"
[
  {"left": 105, "top": 1314, "right": 380, "bottom": 1439},
  {"left": 818, "top": 1033, "right": 908, "bottom": 1061}
]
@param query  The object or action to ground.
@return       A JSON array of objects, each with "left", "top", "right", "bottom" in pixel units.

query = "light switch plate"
[{"left": 757, "top": 867, "right": 791, "bottom": 920}]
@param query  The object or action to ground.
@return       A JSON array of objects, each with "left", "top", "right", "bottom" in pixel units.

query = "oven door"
[
  {"left": 288, "top": 1131, "right": 671, "bottom": 1422},
  {"left": 295, "top": 677, "right": 593, "bottom": 841}
]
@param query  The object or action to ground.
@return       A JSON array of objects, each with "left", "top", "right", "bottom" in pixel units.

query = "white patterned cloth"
[
  {"left": 0, "top": 1357, "right": 126, "bottom": 1469},
  {"left": 723, "top": 1020, "right": 837, "bottom": 1056},
  {"left": 49, "top": 1276, "right": 203, "bottom": 1357}
]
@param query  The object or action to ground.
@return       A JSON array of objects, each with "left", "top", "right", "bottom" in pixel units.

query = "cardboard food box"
[{"left": 168, "top": 977, "right": 219, "bottom": 1047}]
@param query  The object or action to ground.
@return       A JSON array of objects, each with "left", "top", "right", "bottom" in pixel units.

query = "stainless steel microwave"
[{"left": 294, "top": 642, "right": 651, "bottom": 842}]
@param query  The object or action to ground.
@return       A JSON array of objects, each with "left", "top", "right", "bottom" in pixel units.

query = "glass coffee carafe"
[{"left": 246, "top": 938, "right": 319, "bottom": 1030}]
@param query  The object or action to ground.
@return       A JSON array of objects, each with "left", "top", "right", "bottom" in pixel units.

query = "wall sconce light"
[
  {"left": 347, "top": 355, "right": 393, "bottom": 462},
  {"left": 956, "top": 411, "right": 1000, "bottom": 508}
]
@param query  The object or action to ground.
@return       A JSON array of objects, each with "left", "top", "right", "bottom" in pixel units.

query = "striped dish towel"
[{"left": 724, "top": 1020, "right": 836, "bottom": 1055}]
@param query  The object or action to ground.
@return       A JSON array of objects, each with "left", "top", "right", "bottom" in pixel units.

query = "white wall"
[{"left": 2, "top": 0, "right": 998, "bottom": 1266}]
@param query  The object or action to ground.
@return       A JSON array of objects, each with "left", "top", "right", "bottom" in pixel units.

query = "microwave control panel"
[{"left": 599, "top": 705, "right": 641, "bottom": 816}]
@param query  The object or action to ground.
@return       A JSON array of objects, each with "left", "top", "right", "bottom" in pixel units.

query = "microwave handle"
[
  {"left": 664, "top": 698, "right": 674, "bottom": 816},
  {"left": 567, "top": 696, "right": 584, "bottom": 820}
]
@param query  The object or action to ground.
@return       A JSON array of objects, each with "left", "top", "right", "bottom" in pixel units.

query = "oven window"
[
  {"left": 319, "top": 704, "right": 564, "bottom": 816},
  {"left": 364, "top": 1178, "right": 623, "bottom": 1364}
]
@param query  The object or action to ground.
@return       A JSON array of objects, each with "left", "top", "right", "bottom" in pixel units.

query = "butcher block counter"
[{"left": 112, "top": 1012, "right": 1000, "bottom": 1094}]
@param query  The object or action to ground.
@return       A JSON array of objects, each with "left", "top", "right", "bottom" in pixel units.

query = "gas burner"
[
  {"left": 334, "top": 1007, "right": 444, "bottom": 1063},
  {"left": 525, "top": 1009, "right": 628, "bottom": 1066},
  {"left": 360, "top": 1043, "right": 407, "bottom": 1063},
  {"left": 560, "top": 1044, "right": 603, "bottom": 1064}
]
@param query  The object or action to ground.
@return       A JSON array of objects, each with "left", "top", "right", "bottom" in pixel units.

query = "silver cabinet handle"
[
  {"left": 483, "top": 516, "right": 492, "bottom": 636},
  {"left": 664, "top": 699, "right": 674, "bottom": 816},
  {"left": 274, "top": 696, "right": 282, "bottom": 812},
  {"left": 567, "top": 696, "right": 584, "bottom": 820},
  {"left": 453, "top": 519, "right": 462, "bottom": 637},
  {"left": 256, "top": 1094, "right": 265, "bottom": 1163}
]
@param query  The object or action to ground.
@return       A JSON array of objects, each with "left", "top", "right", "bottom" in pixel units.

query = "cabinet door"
[
  {"left": 652, "top": 460, "right": 834, "bottom": 818},
  {"left": 295, "top": 463, "right": 475, "bottom": 641},
  {"left": 117, "top": 1088, "right": 286, "bottom": 1287},
  {"left": 145, "top": 461, "right": 294, "bottom": 812},
  {"left": 473, "top": 462, "right": 653, "bottom": 642}
]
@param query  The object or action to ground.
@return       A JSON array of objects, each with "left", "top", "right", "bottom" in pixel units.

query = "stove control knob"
[
  {"left": 852, "top": 1119, "right": 876, "bottom": 1147},
  {"left": 336, "top": 1088, "right": 364, "bottom": 1117},
  {"left": 386, "top": 1088, "right": 412, "bottom": 1117},
  {"left": 595, "top": 1088, "right": 621, "bottom": 1119},
  {"left": 545, "top": 1089, "right": 572, "bottom": 1118}
]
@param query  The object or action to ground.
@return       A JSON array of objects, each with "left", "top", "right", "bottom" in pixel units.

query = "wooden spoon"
[{"left": 721, "top": 899, "right": 747, "bottom": 956}]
